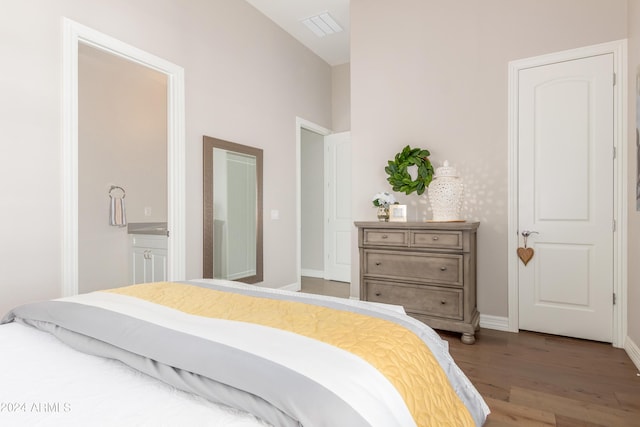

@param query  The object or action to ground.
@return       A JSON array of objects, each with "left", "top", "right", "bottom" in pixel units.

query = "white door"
[
  {"left": 518, "top": 54, "right": 614, "bottom": 342},
  {"left": 324, "top": 132, "right": 351, "bottom": 283}
]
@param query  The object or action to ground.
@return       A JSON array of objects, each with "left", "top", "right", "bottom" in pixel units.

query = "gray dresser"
[{"left": 355, "top": 221, "right": 480, "bottom": 344}]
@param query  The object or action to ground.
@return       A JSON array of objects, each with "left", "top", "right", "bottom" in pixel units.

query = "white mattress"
[{"left": 0, "top": 322, "right": 271, "bottom": 427}]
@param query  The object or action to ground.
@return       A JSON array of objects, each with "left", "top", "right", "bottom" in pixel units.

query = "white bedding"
[
  {"left": 0, "top": 322, "right": 270, "bottom": 427},
  {"left": 1, "top": 280, "right": 489, "bottom": 426}
]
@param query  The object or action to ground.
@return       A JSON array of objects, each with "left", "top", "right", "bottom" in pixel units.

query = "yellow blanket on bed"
[{"left": 105, "top": 282, "right": 474, "bottom": 427}]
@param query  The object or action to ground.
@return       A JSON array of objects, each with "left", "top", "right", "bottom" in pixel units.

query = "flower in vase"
[{"left": 372, "top": 191, "right": 396, "bottom": 209}]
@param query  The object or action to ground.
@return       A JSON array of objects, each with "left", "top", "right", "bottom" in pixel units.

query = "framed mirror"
[{"left": 203, "top": 135, "right": 263, "bottom": 283}]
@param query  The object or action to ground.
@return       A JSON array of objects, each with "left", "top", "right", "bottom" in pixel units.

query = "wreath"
[{"left": 384, "top": 145, "right": 434, "bottom": 195}]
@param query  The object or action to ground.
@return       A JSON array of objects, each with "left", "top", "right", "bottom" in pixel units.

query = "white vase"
[{"left": 428, "top": 160, "right": 464, "bottom": 221}]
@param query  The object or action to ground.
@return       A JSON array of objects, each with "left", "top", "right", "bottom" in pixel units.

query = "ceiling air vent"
[{"left": 301, "top": 12, "right": 343, "bottom": 37}]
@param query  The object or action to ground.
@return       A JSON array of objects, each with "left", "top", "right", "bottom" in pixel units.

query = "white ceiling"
[{"left": 244, "top": 0, "right": 350, "bottom": 66}]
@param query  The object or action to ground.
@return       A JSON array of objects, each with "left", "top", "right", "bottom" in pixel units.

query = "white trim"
[
  {"left": 507, "top": 49, "right": 520, "bottom": 334},
  {"left": 295, "top": 117, "right": 331, "bottom": 291},
  {"left": 301, "top": 269, "right": 325, "bottom": 279},
  {"left": 507, "top": 39, "right": 628, "bottom": 347},
  {"left": 479, "top": 314, "right": 510, "bottom": 332},
  {"left": 625, "top": 336, "right": 640, "bottom": 372},
  {"left": 62, "top": 18, "right": 186, "bottom": 296}
]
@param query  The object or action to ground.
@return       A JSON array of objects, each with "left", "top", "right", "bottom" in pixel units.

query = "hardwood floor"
[
  {"left": 301, "top": 278, "right": 640, "bottom": 426},
  {"left": 441, "top": 329, "right": 640, "bottom": 426},
  {"left": 300, "top": 276, "right": 350, "bottom": 298}
]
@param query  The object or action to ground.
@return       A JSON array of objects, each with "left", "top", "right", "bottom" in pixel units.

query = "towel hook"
[{"left": 109, "top": 185, "right": 126, "bottom": 198}]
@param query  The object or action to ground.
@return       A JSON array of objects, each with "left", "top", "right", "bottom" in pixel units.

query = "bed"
[{"left": 1, "top": 279, "right": 489, "bottom": 426}]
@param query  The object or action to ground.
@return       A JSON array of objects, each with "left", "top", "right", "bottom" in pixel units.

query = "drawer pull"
[
  {"left": 441, "top": 299, "right": 447, "bottom": 305},
  {"left": 381, "top": 235, "right": 388, "bottom": 239},
  {"left": 432, "top": 236, "right": 439, "bottom": 241},
  {"left": 440, "top": 266, "right": 447, "bottom": 271},
  {"left": 375, "top": 292, "right": 382, "bottom": 297},
  {"left": 375, "top": 262, "right": 381, "bottom": 266}
]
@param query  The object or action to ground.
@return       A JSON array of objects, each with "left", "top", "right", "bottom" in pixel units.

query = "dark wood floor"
[{"left": 301, "top": 278, "right": 640, "bottom": 426}]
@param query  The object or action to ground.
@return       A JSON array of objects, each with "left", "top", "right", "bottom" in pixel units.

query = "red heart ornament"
[{"left": 517, "top": 247, "right": 534, "bottom": 266}]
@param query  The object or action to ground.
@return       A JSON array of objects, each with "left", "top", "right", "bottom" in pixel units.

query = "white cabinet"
[{"left": 130, "top": 234, "right": 167, "bottom": 284}]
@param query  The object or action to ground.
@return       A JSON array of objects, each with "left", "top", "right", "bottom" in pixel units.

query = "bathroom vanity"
[{"left": 128, "top": 222, "right": 168, "bottom": 284}]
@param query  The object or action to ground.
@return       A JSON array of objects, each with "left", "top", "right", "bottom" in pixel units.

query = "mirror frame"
[{"left": 203, "top": 135, "right": 263, "bottom": 283}]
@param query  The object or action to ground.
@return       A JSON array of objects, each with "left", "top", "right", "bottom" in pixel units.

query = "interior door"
[
  {"left": 324, "top": 131, "right": 351, "bottom": 283},
  {"left": 517, "top": 53, "right": 614, "bottom": 342}
]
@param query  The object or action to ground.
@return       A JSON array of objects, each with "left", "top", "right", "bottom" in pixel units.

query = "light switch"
[
  {"left": 270, "top": 209, "right": 280, "bottom": 220},
  {"left": 144, "top": 207, "right": 152, "bottom": 217}
]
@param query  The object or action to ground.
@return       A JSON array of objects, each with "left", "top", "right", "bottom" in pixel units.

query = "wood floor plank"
[
  {"left": 615, "top": 390, "right": 640, "bottom": 411},
  {"left": 484, "top": 396, "right": 555, "bottom": 426},
  {"left": 473, "top": 381, "right": 511, "bottom": 401},
  {"left": 452, "top": 360, "right": 621, "bottom": 408},
  {"left": 554, "top": 414, "right": 610, "bottom": 427},
  {"left": 509, "top": 386, "right": 638, "bottom": 427}
]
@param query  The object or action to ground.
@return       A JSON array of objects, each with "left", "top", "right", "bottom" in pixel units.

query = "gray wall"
[
  {"left": 0, "top": 0, "right": 331, "bottom": 315},
  {"left": 332, "top": 63, "right": 351, "bottom": 132},
  {"left": 301, "top": 128, "right": 325, "bottom": 275},
  {"left": 350, "top": 0, "right": 628, "bottom": 321}
]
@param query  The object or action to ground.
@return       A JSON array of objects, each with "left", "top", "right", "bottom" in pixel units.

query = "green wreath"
[{"left": 385, "top": 145, "right": 434, "bottom": 195}]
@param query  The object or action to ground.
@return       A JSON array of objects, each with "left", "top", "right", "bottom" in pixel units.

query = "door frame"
[
  {"left": 62, "top": 18, "right": 186, "bottom": 296},
  {"left": 507, "top": 39, "right": 628, "bottom": 347},
  {"left": 295, "top": 117, "right": 331, "bottom": 290}
]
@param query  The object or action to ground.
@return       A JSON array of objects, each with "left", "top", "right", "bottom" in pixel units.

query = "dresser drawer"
[
  {"left": 357, "top": 221, "right": 479, "bottom": 343},
  {"left": 362, "top": 229, "right": 409, "bottom": 247},
  {"left": 363, "top": 249, "right": 463, "bottom": 286},
  {"left": 365, "top": 280, "right": 463, "bottom": 320},
  {"left": 411, "top": 230, "right": 463, "bottom": 250}
]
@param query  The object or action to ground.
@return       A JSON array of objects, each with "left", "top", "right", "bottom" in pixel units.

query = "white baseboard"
[
  {"left": 301, "top": 269, "right": 324, "bottom": 279},
  {"left": 479, "top": 314, "right": 510, "bottom": 331},
  {"left": 280, "top": 282, "right": 301, "bottom": 292},
  {"left": 625, "top": 336, "right": 640, "bottom": 372}
]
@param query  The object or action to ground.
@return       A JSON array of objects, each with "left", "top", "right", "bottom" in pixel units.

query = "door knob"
[{"left": 520, "top": 230, "right": 539, "bottom": 252}]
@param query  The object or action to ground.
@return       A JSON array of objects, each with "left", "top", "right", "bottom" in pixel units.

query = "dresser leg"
[{"left": 461, "top": 333, "right": 476, "bottom": 345}]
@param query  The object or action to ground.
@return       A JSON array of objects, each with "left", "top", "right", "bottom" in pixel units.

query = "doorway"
[
  {"left": 507, "top": 40, "right": 627, "bottom": 347},
  {"left": 296, "top": 118, "right": 351, "bottom": 292},
  {"left": 301, "top": 128, "right": 326, "bottom": 279},
  {"left": 62, "top": 18, "right": 186, "bottom": 297},
  {"left": 78, "top": 45, "right": 168, "bottom": 293}
]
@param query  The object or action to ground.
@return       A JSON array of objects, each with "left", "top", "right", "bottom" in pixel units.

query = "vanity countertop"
[{"left": 127, "top": 222, "right": 168, "bottom": 236}]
